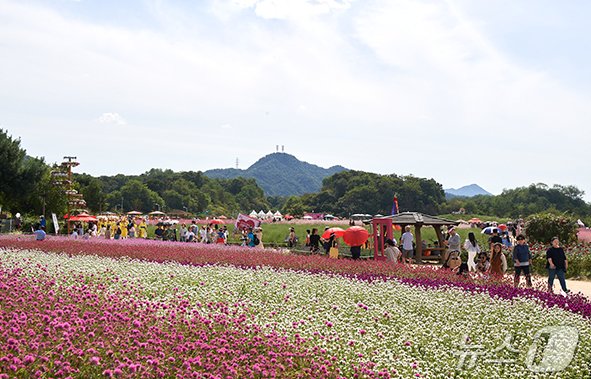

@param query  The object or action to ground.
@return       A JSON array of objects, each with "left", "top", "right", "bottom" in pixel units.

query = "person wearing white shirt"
[
  {"left": 463, "top": 232, "right": 481, "bottom": 272},
  {"left": 400, "top": 226, "right": 414, "bottom": 264}
]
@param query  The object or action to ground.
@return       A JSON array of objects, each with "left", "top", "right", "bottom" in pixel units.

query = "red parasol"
[
  {"left": 498, "top": 224, "right": 508, "bottom": 231},
  {"left": 321, "top": 227, "right": 345, "bottom": 239},
  {"left": 209, "top": 219, "right": 225, "bottom": 225},
  {"left": 68, "top": 213, "right": 98, "bottom": 222},
  {"left": 342, "top": 226, "right": 370, "bottom": 246}
]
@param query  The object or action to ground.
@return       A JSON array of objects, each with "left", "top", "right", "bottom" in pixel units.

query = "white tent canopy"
[{"left": 249, "top": 210, "right": 258, "bottom": 217}]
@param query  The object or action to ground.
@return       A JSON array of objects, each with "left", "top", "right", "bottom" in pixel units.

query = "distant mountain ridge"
[
  {"left": 205, "top": 153, "right": 348, "bottom": 196},
  {"left": 445, "top": 184, "right": 492, "bottom": 198}
]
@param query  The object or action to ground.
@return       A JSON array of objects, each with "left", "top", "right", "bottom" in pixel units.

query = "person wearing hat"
[{"left": 512, "top": 235, "right": 532, "bottom": 288}]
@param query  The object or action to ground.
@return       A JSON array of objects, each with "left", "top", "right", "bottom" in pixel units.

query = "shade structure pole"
[{"left": 415, "top": 224, "right": 423, "bottom": 264}]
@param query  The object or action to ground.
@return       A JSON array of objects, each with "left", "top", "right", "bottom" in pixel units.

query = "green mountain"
[
  {"left": 444, "top": 184, "right": 492, "bottom": 199},
  {"left": 205, "top": 153, "right": 348, "bottom": 196}
]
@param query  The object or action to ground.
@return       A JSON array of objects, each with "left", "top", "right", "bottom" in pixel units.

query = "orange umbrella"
[
  {"left": 498, "top": 224, "right": 508, "bottom": 231},
  {"left": 209, "top": 219, "right": 225, "bottom": 225},
  {"left": 321, "top": 227, "right": 345, "bottom": 239},
  {"left": 343, "top": 226, "right": 369, "bottom": 246}
]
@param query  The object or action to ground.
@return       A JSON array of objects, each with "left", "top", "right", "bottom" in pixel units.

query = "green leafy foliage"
[
  {"left": 205, "top": 153, "right": 347, "bottom": 196},
  {"left": 526, "top": 212, "right": 579, "bottom": 245},
  {"left": 0, "top": 129, "right": 63, "bottom": 216},
  {"left": 441, "top": 183, "right": 591, "bottom": 218},
  {"left": 302, "top": 170, "right": 445, "bottom": 216},
  {"left": 73, "top": 169, "right": 270, "bottom": 216}
]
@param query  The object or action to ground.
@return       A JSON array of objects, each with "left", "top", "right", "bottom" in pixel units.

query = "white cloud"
[
  {"left": 216, "top": 0, "right": 352, "bottom": 20},
  {"left": 0, "top": 0, "right": 590, "bottom": 200},
  {"left": 96, "top": 113, "right": 127, "bottom": 126}
]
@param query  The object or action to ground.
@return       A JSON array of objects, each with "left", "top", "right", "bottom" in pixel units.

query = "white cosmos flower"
[{"left": 1, "top": 248, "right": 590, "bottom": 378}]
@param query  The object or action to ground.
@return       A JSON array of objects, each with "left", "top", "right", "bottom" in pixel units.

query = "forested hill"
[
  {"left": 445, "top": 184, "right": 492, "bottom": 198},
  {"left": 205, "top": 153, "right": 348, "bottom": 196}
]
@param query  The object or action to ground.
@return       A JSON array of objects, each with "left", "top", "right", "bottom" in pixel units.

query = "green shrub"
[{"left": 525, "top": 212, "right": 578, "bottom": 245}]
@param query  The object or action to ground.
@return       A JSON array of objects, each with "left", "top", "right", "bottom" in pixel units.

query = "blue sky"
[{"left": 1, "top": 0, "right": 590, "bottom": 201}]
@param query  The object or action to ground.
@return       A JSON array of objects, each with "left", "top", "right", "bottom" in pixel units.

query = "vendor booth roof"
[{"left": 377, "top": 212, "right": 458, "bottom": 226}]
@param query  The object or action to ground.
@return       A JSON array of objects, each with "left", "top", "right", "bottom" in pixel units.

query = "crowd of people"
[
  {"left": 66, "top": 216, "right": 271, "bottom": 250},
  {"left": 367, "top": 225, "right": 570, "bottom": 295},
  {"left": 30, "top": 216, "right": 571, "bottom": 295}
]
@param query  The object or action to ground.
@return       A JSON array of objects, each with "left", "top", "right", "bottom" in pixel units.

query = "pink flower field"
[
  {"left": 2, "top": 236, "right": 591, "bottom": 378},
  {"left": 0, "top": 266, "right": 348, "bottom": 378}
]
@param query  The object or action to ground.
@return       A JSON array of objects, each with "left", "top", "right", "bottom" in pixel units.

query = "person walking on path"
[
  {"left": 546, "top": 237, "right": 570, "bottom": 295},
  {"left": 489, "top": 243, "right": 507, "bottom": 276},
  {"left": 463, "top": 232, "right": 481, "bottom": 272},
  {"left": 400, "top": 226, "right": 414, "bottom": 264},
  {"left": 512, "top": 235, "right": 532, "bottom": 288}
]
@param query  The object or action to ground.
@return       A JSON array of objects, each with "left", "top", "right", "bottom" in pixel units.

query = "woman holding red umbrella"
[
  {"left": 343, "top": 226, "right": 370, "bottom": 260},
  {"left": 350, "top": 244, "right": 361, "bottom": 259}
]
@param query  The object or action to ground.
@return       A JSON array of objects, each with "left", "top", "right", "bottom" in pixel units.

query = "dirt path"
[{"left": 530, "top": 276, "right": 591, "bottom": 299}]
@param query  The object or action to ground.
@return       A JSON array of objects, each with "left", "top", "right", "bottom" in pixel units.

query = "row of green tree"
[
  {"left": 2, "top": 129, "right": 590, "bottom": 222},
  {"left": 0, "top": 130, "right": 66, "bottom": 216},
  {"left": 75, "top": 170, "right": 269, "bottom": 216},
  {"left": 273, "top": 170, "right": 446, "bottom": 216},
  {"left": 441, "top": 183, "right": 591, "bottom": 220},
  {"left": 0, "top": 129, "right": 270, "bottom": 217}
]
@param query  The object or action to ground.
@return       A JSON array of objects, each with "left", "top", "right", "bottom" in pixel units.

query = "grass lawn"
[{"left": 146, "top": 221, "right": 493, "bottom": 259}]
